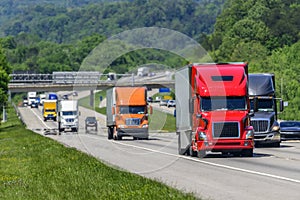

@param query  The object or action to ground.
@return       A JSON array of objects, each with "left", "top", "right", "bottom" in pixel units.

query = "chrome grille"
[
  {"left": 213, "top": 122, "right": 240, "bottom": 138},
  {"left": 125, "top": 118, "right": 141, "bottom": 126},
  {"left": 250, "top": 120, "right": 269, "bottom": 133}
]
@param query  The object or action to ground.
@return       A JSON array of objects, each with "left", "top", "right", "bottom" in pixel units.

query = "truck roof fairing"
[
  {"left": 195, "top": 65, "right": 247, "bottom": 96},
  {"left": 115, "top": 87, "right": 147, "bottom": 106},
  {"left": 249, "top": 74, "right": 274, "bottom": 96}
]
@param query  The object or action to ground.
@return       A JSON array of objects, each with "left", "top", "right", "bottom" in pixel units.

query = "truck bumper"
[
  {"left": 117, "top": 128, "right": 149, "bottom": 139},
  {"left": 254, "top": 131, "right": 281, "bottom": 145},
  {"left": 197, "top": 139, "right": 254, "bottom": 152}
]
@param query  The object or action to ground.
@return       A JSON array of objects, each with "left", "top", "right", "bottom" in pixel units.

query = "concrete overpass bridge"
[{"left": 8, "top": 71, "right": 175, "bottom": 106}]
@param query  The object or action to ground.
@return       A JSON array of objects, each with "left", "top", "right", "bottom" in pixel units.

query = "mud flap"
[{"left": 178, "top": 130, "right": 192, "bottom": 155}]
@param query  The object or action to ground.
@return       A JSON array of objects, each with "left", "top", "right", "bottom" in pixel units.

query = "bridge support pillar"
[
  {"left": 89, "top": 90, "right": 94, "bottom": 107},
  {"left": 8, "top": 90, "right": 11, "bottom": 102}
]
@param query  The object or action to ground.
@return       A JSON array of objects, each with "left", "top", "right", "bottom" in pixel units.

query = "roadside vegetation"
[{"left": 0, "top": 105, "right": 196, "bottom": 199}]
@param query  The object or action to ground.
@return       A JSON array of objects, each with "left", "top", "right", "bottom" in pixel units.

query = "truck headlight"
[
  {"left": 142, "top": 124, "right": 148, "bottom": 128},
  {"left": 198, "top": 131, "right": 207, "bottom": 141},
  {"left": 118, "top": 125, "right": 125, "bottom": 128},
  {"left": 272, "top": 125, "right": 280, "bottom": 131},
  {"left": 246, "top": 129, "right": 254, "bottom": 140}
]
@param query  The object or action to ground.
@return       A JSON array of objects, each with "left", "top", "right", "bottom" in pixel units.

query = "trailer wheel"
[
  {"left": 108, "top": 127, "right": 113, "bottom": 140},
  {"left": 197, "top": 150, "right": 206, "bottom": 158}
]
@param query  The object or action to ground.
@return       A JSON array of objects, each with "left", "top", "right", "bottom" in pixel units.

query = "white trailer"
[{"left": 57, "top": 100, "right": 79, "bottom": 134}]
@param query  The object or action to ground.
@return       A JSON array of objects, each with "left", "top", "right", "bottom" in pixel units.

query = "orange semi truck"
[
  {"left": 175, "top": 63, "right": 255, "bottom": 157},
  {"left": 106, "top": 87, "right": 151, "bottom": 140}
]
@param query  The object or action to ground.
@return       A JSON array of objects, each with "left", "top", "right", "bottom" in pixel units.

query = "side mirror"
[{"left": 280, "top": 99, "right": 284, "bottom": 112}]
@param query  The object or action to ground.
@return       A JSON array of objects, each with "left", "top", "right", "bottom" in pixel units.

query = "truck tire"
[
  {"left": 241, "top": 149, "right": 253, "bottom": 157},
  {"left": 189, "top": 145, "right": 197, "bottom": 157},
  {"left": 108, "top": 127, "right": 113, "bottom": 140}
]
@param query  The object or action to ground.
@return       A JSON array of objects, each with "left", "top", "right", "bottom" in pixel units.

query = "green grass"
[
  {"left": 149, "top": 109, "right": 176, "bottom": 132},
  {"left": 0, "top": 105, "right": 196, "bottom": 199},
  {"left": 78, "top": 90, "right": 107, "bottom": 110}
]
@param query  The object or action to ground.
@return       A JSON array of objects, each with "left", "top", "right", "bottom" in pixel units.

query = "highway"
[{"left": 16, "top": 93, "right": 300, "bottom": 200}]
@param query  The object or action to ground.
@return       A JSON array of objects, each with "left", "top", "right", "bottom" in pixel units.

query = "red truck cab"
[{"left": 175, "top": 63, "right": 254, "bottom": 157}]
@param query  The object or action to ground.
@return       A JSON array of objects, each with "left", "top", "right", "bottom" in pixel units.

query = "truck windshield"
[
  {"left": 62, "top": 111, "right": 77, "bottom": 115},
  {"left": 45, "top": 109, "right": 55, "bottom": 112},
  {"left": 250, "top": 98, "right": 274, "bottom": 112},
  {"left": 119, "top": 106, "right": 145, "bottom": 114},
  {"left": 201, "top": 97, "right": 247, "bottom": 111}
]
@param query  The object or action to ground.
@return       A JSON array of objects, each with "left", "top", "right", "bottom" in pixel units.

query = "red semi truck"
[{"left": 175, "top": 62, "right": 255, "bottom": 157}]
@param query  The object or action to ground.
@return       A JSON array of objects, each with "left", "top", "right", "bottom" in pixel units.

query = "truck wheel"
[
  {"left": 108, "top": 127, "right": 113, "bottom": 140},
  {"left": 241, "top": 149, "right": 253, "bottom": 157},
  {"left": 197, "top": 150, "right": 206, "bottom": 158},
  {"left": 189, "top": 145, "right": 197, "bottom": 157},
  {"left": 44, "top": 118, "right": 47, "bottom": 122}
]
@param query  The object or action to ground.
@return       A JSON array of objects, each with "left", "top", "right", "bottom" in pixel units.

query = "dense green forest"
[
  {"left": 1, "top": 0, "right": 224, "bottom": 42},
  {"left": 1, "top": 0, "right": 300, "bottom": 120}
]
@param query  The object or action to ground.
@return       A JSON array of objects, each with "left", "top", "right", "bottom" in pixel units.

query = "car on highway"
[
  {"left": 159, "top": 99, "right": 169, "bottom": 106},
  {"left": 147, "top": 97, "right": 153, "bottom": 103},
  {"left": 85, "top": 116, "right": 98, "bottom": 131},
  {"left": 30, "top": 101, "right": 39, "bottom": 108},
  {"left": 167, "top": 100, "right": 176, "bottom": 108},
  {"left": 279, "top": 121, "right": 300, "bottom": 140}
]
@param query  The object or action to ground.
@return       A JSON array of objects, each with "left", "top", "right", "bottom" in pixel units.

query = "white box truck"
[{"left": 57, "top": 100, "right": 79, "bottom": 134}]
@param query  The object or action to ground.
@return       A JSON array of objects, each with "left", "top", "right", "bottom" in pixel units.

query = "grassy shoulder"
[
  {"left": 79, "top": 91, "right": 176, "bottom": 132},
  {"left": 0, "top": 105, "right": 195, "bottom": 199}
]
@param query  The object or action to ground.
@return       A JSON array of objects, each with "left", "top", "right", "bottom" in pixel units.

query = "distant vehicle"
[
  {"left": 43, "top": 100, "right": 57, "bottom": 121},
  {"left": 22, "top": 97, "right": 28, "bottom": 107},
  {"left": 30, "top": 101, "right": 38, "bottom": 108},
  {"left": 279, "top": 121, "right": 300, "bottom": 140},
  {"left": 72, "top": 91, "right": 78, "bottom": 96},
  {"left": 85, "top": 117, "right": 98, "bottom": 131},
  {"left": 147, "top": 97, "right": 153, "bottom": 103},
  {"left": 137, "top": 67, "right": 150, "bottom": 76},
  {"left": 39, "top": 94, "right": 46, "bottom": 105},
  {"left": 159, "top": 99, "right": 168, "bottom": 106},
  {"left": 167, "top": 100, "right": 176, "bottom": 107},
  {"left": 48, "top": 93, "right": 58, "bottom": 100},
  {"left": 62, "top": 95, "right": 69, "bottom": 100},
  {"left": 27, "top": 92, "right": 37, "bottom": 106},
  {"left": 58, "top": 100, "right": 79, "bottom": 133}
]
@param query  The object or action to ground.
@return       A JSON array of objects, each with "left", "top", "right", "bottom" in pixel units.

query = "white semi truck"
[
  {"left": 27, "top": 92, "right": 37, "bottom": 106},
  {"left": 57, "top": 100, "right": 79, "bottom": 134}
]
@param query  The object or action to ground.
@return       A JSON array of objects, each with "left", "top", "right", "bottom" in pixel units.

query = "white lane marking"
[
  {"left": 30, "top": 108, "right": 52, "bottom": 129},
  {"left": 109, "top": 139, "right": 300, "bottom": 184}
]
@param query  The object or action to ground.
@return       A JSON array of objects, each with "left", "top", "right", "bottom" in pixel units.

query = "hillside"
[{"left": 0, "top": 0, "right": 225, "bottom": 43}]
